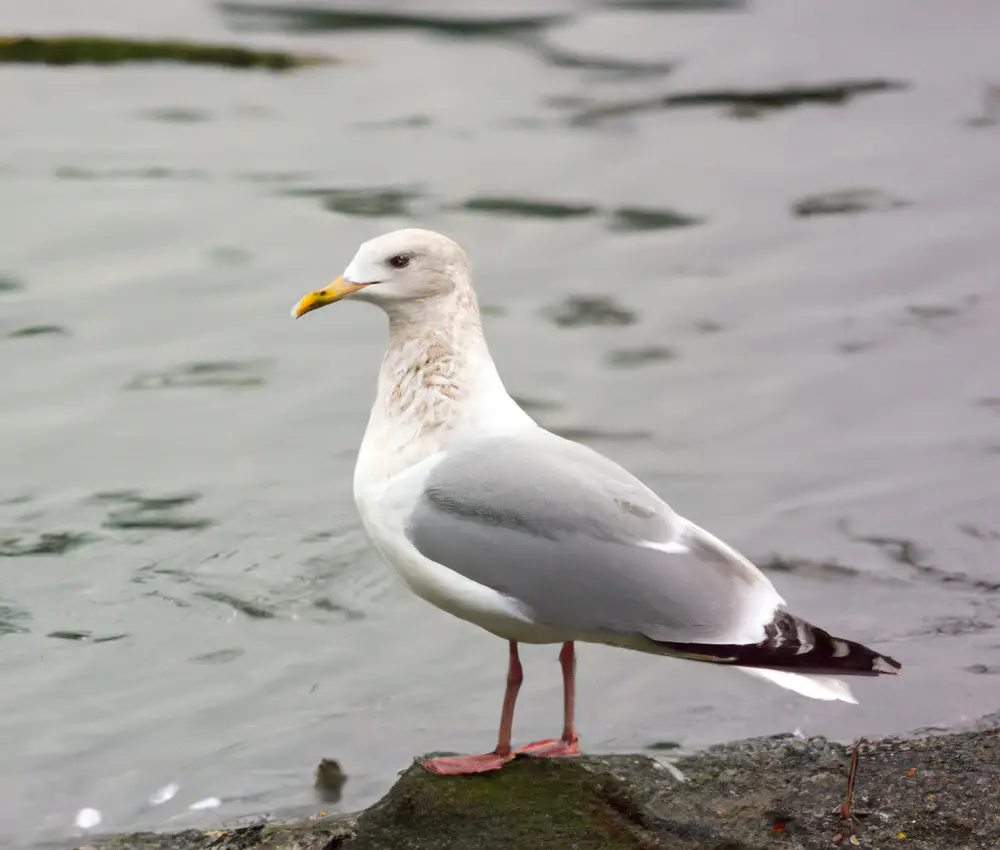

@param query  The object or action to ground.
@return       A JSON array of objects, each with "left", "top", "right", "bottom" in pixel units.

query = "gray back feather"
[{"left": 404, "top": 433, "right": 770, "bottom": 643}]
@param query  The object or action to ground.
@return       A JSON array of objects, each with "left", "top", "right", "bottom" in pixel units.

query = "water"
[{"left": 1, "top": 0, "right": 999, "bottom": 844}]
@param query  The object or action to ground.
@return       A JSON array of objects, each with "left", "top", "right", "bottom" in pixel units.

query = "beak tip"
[{"left": 290, "top": 298, "right": 312, "bottom": 319}]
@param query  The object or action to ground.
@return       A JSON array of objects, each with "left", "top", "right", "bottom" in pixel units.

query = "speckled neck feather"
[
  {"left": 380, "top": 291, "right": 486, "bottom": 434},
  {"left": 354, "top": 288, "right": 531, "bottom": 487}
]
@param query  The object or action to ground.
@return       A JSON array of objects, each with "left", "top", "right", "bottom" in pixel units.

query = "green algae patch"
[
  {"left": 0, "top": 35, "right": 332, "bottom": 71},
  {"left": 348, "top": 755, "right": 663, "bottom": 849}
]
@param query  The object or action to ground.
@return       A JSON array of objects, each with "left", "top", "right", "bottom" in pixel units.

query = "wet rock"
[
  {"left": 0, "top": 35, "right": 331, "bottom": 71},
  {"left": 314, "top": 759, "right": 348, "bottom": 804},
  {"left": 545, "top": 295, "right": 637, "bottom": 327},
  {"left": 88, "top": 725, "right": 1000, "bottom": 850},
  {"left": 792, "top": 188, "right": 909, "bottom": 218}
]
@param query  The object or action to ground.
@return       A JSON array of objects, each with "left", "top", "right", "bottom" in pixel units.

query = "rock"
[
  {"left": 314, "top": 758, "right": 348, "bottom": 804},
  {"left": 83, "top": 725, "right": 1000, "bottom": 850}
]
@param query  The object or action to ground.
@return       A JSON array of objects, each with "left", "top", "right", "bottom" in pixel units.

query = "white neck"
[{"left": 353, "top": 292, "right": 532, "bottom": 489}]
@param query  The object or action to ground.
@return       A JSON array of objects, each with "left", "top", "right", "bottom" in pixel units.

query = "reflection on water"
[{"left": 2, "top": 0, "right": 1000, "bottom": 845}]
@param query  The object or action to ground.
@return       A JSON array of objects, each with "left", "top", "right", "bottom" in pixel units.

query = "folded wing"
[{"left": 404, "top": 431, "right": 782, "bottom": 646}]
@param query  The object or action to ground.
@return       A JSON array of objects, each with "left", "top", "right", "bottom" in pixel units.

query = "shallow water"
[{"left": 2, "top": 0, "right": 999, "bottom": 844}]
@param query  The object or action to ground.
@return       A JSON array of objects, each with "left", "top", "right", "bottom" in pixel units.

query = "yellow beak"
[{"left": 290, "top": 276, "right": 370, "bottom": 319}]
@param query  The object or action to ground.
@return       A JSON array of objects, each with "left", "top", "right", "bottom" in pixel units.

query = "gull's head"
[{"left": 291, "top": 228, "right": 472, "bottom": 320}]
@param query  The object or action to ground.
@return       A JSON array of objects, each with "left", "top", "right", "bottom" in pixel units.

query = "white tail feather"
[{"left": 737, "top": 667, "right": 858, "bottom": 704}]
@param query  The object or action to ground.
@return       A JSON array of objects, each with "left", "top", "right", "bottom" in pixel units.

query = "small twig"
[{"left": 832, "top": 737, "right": 863, "bottom": 845}]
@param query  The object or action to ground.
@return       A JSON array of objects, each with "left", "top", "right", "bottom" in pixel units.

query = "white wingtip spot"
[{"left": 873, "top": 656, "right": 898, "bottom": 674}]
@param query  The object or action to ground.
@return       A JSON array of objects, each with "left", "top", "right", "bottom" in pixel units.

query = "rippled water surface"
[{"left": 2, "top": 0, "right": 1000, "bottom": 845}]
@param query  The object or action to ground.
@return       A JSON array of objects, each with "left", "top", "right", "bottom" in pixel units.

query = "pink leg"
[
  {"left": 422, "top": 641, "right": 523, "bottom": 775},
  {"left": 516, "top": 641, "right": 581, "bottom": 758}
]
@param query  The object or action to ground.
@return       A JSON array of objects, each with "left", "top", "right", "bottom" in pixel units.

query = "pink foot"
[
  {"left": 515, "top": 738, "right": 580, "bottom": 758},
  {"left": 421, "top": 752, "right": 514, "bottom": 775}
]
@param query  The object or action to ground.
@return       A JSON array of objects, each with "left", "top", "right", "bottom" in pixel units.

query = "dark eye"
[{"left": 387, "top": 254, "right": 410, "bottom": 270}]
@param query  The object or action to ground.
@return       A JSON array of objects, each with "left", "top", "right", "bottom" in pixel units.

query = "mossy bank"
[{"left": 81, "top": 722, "right": 1000, "bottom": 850}]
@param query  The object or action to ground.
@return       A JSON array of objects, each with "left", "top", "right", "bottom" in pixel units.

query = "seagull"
[{"left": 291, "top": 228, "right": 901, "bottom": 776}]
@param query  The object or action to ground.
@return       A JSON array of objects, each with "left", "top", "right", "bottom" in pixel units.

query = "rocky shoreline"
[{"left": 81, "top": 721, "right": 1000, "bottom": 850}]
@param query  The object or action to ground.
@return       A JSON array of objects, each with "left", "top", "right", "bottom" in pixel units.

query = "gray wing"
[{"left": 403, "top": 431, "right": 780, "bottom": 644}]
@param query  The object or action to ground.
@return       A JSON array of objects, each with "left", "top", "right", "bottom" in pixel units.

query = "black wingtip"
[{"left": 654, "top": 611, "right": 902, "bottom": 678}]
